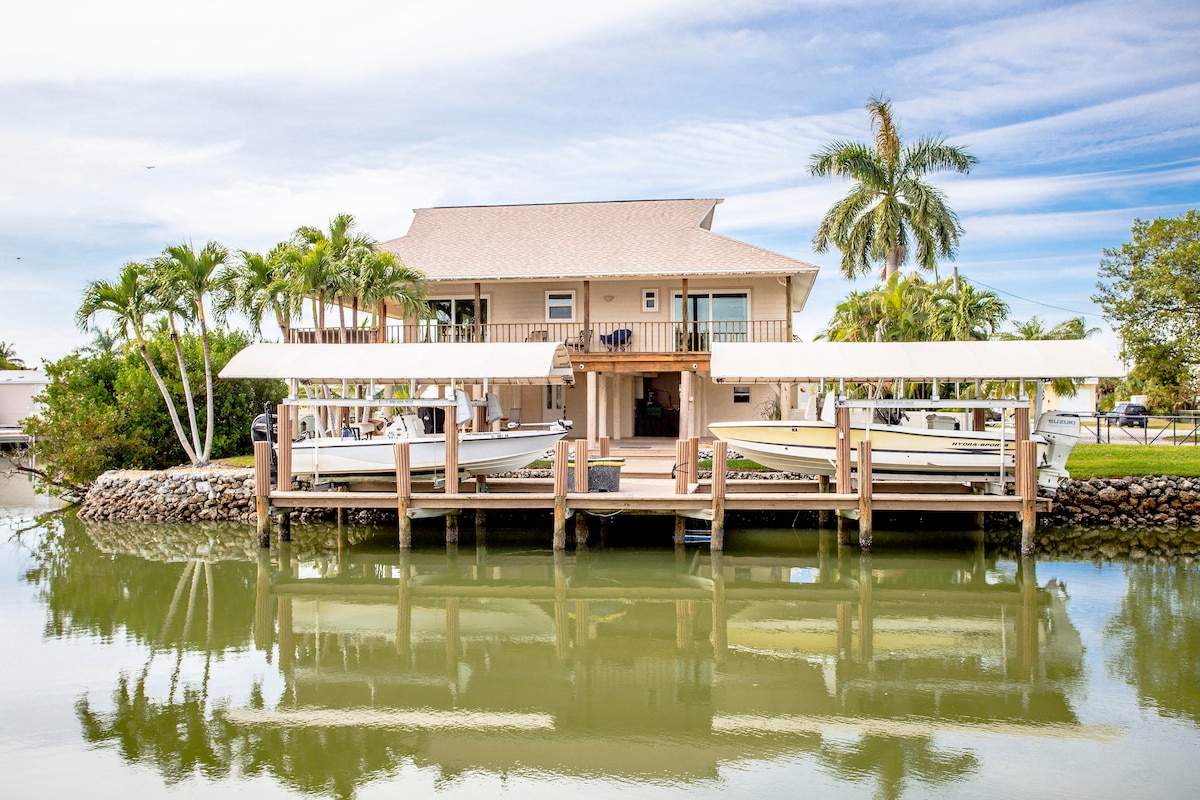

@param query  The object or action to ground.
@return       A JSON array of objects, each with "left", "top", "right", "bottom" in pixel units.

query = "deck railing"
[{"left": 289, "top": 320, "right": 791, "bottom": 353}]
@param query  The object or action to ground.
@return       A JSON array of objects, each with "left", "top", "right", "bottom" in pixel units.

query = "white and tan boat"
[
  {"left": 709, "top": 407, "right": 1082, "bottom": 491},
  {"left": 284, "top": 413, "right": 571, "bottom": 480}
]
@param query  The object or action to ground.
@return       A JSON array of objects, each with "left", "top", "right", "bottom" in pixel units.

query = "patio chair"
[{"left": 566, "top": 330, "right": 592, "bottom": 352}]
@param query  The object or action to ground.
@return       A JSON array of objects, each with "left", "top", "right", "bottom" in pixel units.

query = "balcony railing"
[{"left": 289, "top": 320, "right": 791, "bottom": 353}]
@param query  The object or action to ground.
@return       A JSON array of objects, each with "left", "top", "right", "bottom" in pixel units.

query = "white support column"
[
  {"left": 613, "top": 374, "right": 624, "bottom": 440},
  {"left": 599, "top": 372, "right": 609, "bottom": 440},
  {"left": 586, "top": 370, "right": 598, "bottom": 450},
  {"left": 680, "top": 370, "right": 694, "bottom": 441}
]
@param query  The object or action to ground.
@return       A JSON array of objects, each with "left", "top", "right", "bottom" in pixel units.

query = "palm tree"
[
  {"left": 76, "top": 262, "right": 200, "bottom": 464},
  {"left": 295, "top": 213, "right": 375, "bottom": 340},
  {"left": 926, "top": 279, "right": 1009, "bottom": 341},
  {"left": 997, "top": 315, "right": 1098, "bottom": 398},
  {"left": 811, "top": 95, "right": 977, "bottom": 280},
  {"left": 820, "top": 273, "right": 934, "bottom": 342},
  {"left": 0, "top": 341, "right": 24, "bottom": 369},
  {"left": 217, "top": 243, "right": 299, "bottom": 342},
  {"left": 286, "top": 241, "right": 336, "bottom": 341},
  {"left": 152, "top": 241, "right": 229, "bottom": 463},
  {"left": 358, "top": 250, "right": 429, "bottom": 341}
]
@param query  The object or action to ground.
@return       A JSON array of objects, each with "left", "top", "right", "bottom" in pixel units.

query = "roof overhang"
[
  {"left": 710, "top": 341, "right": 1126, "bottom": 383},
  {"left": 219, "top": 343, "right": 575, "bottom": 385}
]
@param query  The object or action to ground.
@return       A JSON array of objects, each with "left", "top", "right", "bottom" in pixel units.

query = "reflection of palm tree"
[
  {"left": 816, "top": 734, "right": 980, "bottom": 800},
  {"left": 1106, "top": 565, "right": 1200, "bottom": 725}
]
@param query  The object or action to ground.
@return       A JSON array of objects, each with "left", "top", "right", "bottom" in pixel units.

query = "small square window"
[
  {"left": 642, "top": 289, "right": 658, "bottom": 312},
  {"left": 733, "top": 386, "right": 751, "bottom": 404},
  {"left": 546, "top": 291, "right": 575, "bottom": 322}
]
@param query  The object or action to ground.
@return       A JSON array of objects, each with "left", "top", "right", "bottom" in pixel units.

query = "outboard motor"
[{"left": 250, "top": 402, "right": 278, "bottom": 480}]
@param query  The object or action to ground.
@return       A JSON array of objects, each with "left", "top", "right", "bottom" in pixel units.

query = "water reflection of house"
[{"left": 225, "top": 546, "right": 1106, "bottom": 786}]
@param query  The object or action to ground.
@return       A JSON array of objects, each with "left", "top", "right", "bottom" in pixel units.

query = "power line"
[{"left": 969, "top": 278, "right": 1097, "bottom": 318}]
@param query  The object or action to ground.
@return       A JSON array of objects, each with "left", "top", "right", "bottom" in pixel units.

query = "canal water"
[{"left": 2, "top": 467, "right": 1198, "bottom": 799}]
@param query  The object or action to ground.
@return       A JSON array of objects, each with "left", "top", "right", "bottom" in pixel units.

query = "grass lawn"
[
  {"left": 216, "top": 455, "right": 255, "bottom": 468},
  {"left": 1066, "top": 443, "right": 1200, "bottom": 478}
]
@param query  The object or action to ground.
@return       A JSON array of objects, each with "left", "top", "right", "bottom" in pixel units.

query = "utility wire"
[{"left": 969, "top": 278, "right": 1097, "bottom": 317}]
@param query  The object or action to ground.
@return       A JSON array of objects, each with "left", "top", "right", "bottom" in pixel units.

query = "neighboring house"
[
  {"left": 0, "top": 370, "right": 48, "bottom": 445},
  {"left": 299, "top": 199, "right": 820, "bottom": 443}
]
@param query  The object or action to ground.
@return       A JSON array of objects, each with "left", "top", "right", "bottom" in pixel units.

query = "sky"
[{"left": 2, "top": 0, "right": 1198, "bottom": 364}]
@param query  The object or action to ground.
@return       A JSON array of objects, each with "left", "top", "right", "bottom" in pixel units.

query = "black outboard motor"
[{"left": 250, "top": 402, "right": 278, "bottom": 480}]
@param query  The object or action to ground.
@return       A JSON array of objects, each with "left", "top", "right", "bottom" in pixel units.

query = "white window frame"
[
  {"left": 642, "top": 289, "right": 658, "bottom": 313},
  {"left": 545, "top": 290, "right": 576, "bottom": 323}
]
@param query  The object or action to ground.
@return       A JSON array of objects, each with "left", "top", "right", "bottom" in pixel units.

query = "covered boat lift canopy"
[
  {"left": 219, "top": 342, "right": 576, "bottom": 385},
  {"left": 709, "top": 341, "right": 1125, "bottom": 383}
]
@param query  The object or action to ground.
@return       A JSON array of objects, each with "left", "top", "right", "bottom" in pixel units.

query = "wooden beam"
[
  {"left": 395, "top": 442, "right": 411, "bottom": 549},
  {"left": 582, "top": 280, "right": 591, "bottom": 353},
  {"left": 711, "top": 440, "right": 727, "bottom": 551},
  {"left": 277, "top": 404, "right": 292, "bottom": 492},
  {"left": 681, "top": 278, "right": 689, "bottom": 352},
  {"left": 254, "top": 440, "right": 272, "bottom": 548},
  {"left": 574, "top": 445, "right": 589, "bottom": 494},
  {"left": 785, "top": 275, "right": 793, "bottom": 343},
  {"left": 553, "top": 440, "right": 569, "bottom": 550},
  {"left": 858, "top": 440, "right": 873, "bottom": 551},
  {"left": 444, "top": 420, "right": 459, "bottom": 495}
]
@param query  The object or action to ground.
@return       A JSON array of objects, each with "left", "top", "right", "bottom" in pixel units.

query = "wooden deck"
[{"left": 255, "top": 430, "right": 1047, "bottom": 554}]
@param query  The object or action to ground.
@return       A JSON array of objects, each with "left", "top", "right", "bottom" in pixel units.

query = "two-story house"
[{"left": 374, "top": 198, "right": 819, "bottom": 445}]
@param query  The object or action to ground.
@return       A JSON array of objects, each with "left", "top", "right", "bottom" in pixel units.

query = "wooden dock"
[{"left": 254, "top": 406, "right": 1047, "bottom": 554}]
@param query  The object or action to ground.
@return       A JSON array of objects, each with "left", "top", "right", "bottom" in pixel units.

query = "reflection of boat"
[{"left": 709, "top": 410, "right": 1082, "bottom": 490}]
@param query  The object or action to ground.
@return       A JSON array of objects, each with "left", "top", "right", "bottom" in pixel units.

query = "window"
[
  {"left": 420, "top": 297, "right": 488, "bottom": 341},
  {"left": 545, "top": 385, "right": 565, "bottom": 410},
  {"left": 733, "top": 386, "right": 751, "bottom": 404},
  {"left": 672, "top": 291, "right": 749, "bottom": 342},
  {"left": 546, "top": 291, "right": 575, "bottom": 322},
  {"left": 642, "top": 289, "right": 658, "bottom": 312}
]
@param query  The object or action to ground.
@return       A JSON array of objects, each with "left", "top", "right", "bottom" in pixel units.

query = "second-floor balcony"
[{"left": 290, "top": 320, "right": 792, "bottom": 354}]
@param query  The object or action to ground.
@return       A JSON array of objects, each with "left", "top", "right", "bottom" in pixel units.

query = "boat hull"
[
  {"left": 709, "top": 418, "right": 1066, "bottom": 486},
  {"left": 289, "top": 428, "right": 567, "bottom": 479}
]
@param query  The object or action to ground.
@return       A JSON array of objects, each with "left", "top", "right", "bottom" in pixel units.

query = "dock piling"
[
  {"left": 858, "top": 441, "right": 873, "bottom": 550},
  {"left": 253, "top": 440, "right": 272, "bottom": 548},
  {"left": 395, "top": 443, "right": 412, "bottom": 549},
  {"left": 553, "top": 440, "right": 570, "bottom": 549},
  {"left": 711, "top": 440, "right": 727, "bottom": 551}
]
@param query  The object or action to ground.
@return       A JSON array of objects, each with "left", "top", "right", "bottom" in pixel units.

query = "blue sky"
[{"left": 2, "top": 0, "right": 1198, "bottom": 363}]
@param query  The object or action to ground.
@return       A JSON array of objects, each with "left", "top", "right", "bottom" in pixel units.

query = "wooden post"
[
  {"left": 858, "top": 440, "right": 873, "bottom": 551},
  {"left": 681, "top": 278, "right": 690, "bottom": 351},
  {"left": 277, "top": 404, "right": 292, "bottom": 491},
  {"left": 711, "top": 440, "right": 727, "bottom": 551},
  {"left": 553, "top": 440, "right": 569, "bottom": 550},
  {"left": 785, "top": 275, "right": 793, "bottom": 343},
  {"left": 254, "top": 440, "right": 272, "bottom": 548},
  {"left": 679, "top": 369, "right": 693, "bottom": 440},
  {"left": 674, "top": 439, "right": 688, "bottom": 495},
  {"left": 972, "top": 407, "right": 987, "bottom": 432},
  {"left": 395, "top": 443, "right": 411, "bottom": 549},
  {"left": 688, "top": 436, "right": 700, "bottom": 488},
  {"left": 598, "top": 436, "right": 611, "bottom": 457},
  {"left": 444, "top": 414, "right": 459, "bottom": 495},
  {"left": 446, "top": 513, "right": 459, "bottom": 544},
  {"left": 582, "top": 280, "right": 591, "bottom": 353},
  {"left": 575, "top": 511, "right": 588, "bottom": 547},
  {"left": 818, "top": 474, "right": 832, "bottom": 526},
  {"left": 1019, "top": 439, "right": 1038, "bottom": 554},
  {"left": 275, "top": 510, "right": 291, "bottom": 543},
  {"left": 574, "top": 445, "right": 589, "bottom": 494},
  {"left": 835, "top": 404, "right": 851, "bottom": 546},
  {"left": 1015, "top": 406, "right": 1031, "bottom": 444}
]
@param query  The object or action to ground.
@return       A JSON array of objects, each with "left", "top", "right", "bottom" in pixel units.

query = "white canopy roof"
[
  {"left": 710, "top": 341, "right": 1125, "bottom": 383},
  {"left": 219, "top": 343, "right": 575, "bottom": 384}
]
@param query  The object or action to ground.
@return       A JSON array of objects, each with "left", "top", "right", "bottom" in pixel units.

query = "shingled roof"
[{"left": 379, "top": 199, "right": 819, "bottom": 289}]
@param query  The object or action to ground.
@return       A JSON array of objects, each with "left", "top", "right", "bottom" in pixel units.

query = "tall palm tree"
[
  {"left": 287, "top": 241, "right": 335, "bottom": 341},
  {"left": 997, "top": 315, "right": 1097, "bottom": 398},
  {"left": 76, "top": 262, "right": 200, "bottom": 464},
  {"left": 811, "top": 95, "right": 977, "bottom": 280},
  {"left": 153, "top": 241, "right": 229, "bottom": 463},
  {"left": 820, "top": 273, "right": 934, "bottom": 342}
]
